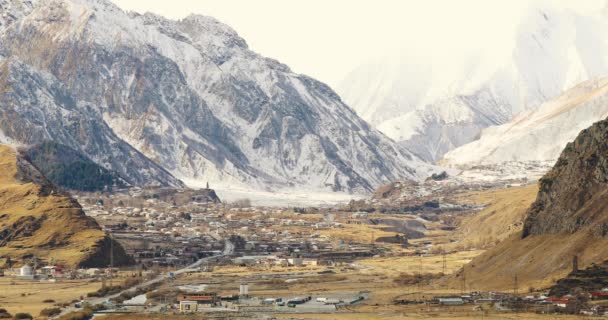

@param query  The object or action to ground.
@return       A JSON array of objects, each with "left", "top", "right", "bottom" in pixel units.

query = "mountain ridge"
[
  {"left": 442, "top": 77, "right": 608, "bottom": 168},
  {"left": 0, "top": 0, "right": 435, "bottom": 193}
]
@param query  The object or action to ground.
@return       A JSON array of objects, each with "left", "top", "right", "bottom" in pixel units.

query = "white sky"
[{"left": 112, "top": 0, "right": 606, "bottom": 88}]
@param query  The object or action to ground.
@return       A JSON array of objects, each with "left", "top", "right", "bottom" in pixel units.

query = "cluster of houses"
[
  {"left": 231, "top": 255, "right": 319, "bottom": 267},
  {"left": 422, "top": 289, "right": 608, "bottom": 316},
  {"left": 1, "top": 264, "right": 118, "bottom": 280},
  {"left": 75, "top": 191, "right": 379, "bottom": 270},
  {"left": 176, "top": 283, "right": 366, "bottom": 313}
]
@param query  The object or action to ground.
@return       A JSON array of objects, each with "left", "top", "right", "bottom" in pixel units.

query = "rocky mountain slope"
[
  {"left": 0, "top": 0, "right": 434, "bottom": 193},
  {"left": 522, "top": 117, "right": 608, "bottom": 237},
  {"left": 339, "top": 4, "right": 608, "bottom": 162},
  {"left": 443, "top": 77, "right": 608, "bottom": 167},
  {"left": 450, "top": 118, "right": 608, "bottom": 290},
  {"left": 0, "top": 144, "right": 132, "bottom": 267}
]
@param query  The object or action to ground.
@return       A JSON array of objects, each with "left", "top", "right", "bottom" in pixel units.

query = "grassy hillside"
[
  {"left": 0, "top": 144, "right": 131, "bottom": 267},
  {"left": 21, "top": 141, "right": 127, "bottom": 192},
  {"left": 447, "top": 184, "right": 538, "bottom": 250},
  {"left": 447, "top": 188, "right": 608, "bottom": 291},
  {"left": 449, "top": 231, "right": 608, "bottom": 291}
]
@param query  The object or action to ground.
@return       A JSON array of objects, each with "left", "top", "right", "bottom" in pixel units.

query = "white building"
[
  {"left": 179, "top": 300, "right": 198, "bottom": 312},
  {"left": 239, "top": 283, "right": 249, "bottom": 296},
  {"left": 19, "top": 265, "right": 34, "bottom": 278}
]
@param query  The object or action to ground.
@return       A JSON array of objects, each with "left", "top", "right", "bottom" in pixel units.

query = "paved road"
[{"left": 56, "top": 240, "right": 234, "bottom": 317}]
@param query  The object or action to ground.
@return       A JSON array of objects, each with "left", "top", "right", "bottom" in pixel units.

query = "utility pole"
[
  {"left": 462, "top": 265, "right": 466, "bottom": 295},
  {"left": 514, "top": 274, "right": 520, "bottom": 315},
  {"left": 419, "top": 254, "right": 423, "bottom": 301},
  {"left": 110, "top": 233, "right": 114, "bottom": 287},
  {"left": 32, "top": 256, "right": 38, "bottom": 277}
]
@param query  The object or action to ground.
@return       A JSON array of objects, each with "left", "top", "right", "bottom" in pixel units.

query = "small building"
[
  {"left": 179, "top": 300, "right": 198, "bottom": 312},
  {"left": 438, "top": 297, "right": 464, "bottom": 305},
  {"left": 177, "top": 293, "right": 219, "bottom": 306},
  {"left": 591, "top": 291, "right": 608, "bottom": 300},
  {"left": 41, "top": 266, "right": 63, "bottom": 277},
  {"left": 84, "top": 268, "right": 101, "bottom": 277},
  {"left": 302, "top": 259, "right": 318, "bottom": 266},
  {"left": 288, "top": 258, "right": 303, "bottom": 267}
]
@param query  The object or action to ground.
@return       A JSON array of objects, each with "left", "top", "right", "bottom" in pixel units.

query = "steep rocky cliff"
[
  {"left": 0, "top": 144, "right": 132, "bottom": 267},
  {"left": 523, "top": 118, "right": 608, "bottom": 237}
]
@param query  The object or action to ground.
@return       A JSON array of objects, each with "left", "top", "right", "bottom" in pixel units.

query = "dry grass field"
[
  {"left": 100, "top": 308, "right": 587, "bottom": 320},
  {"left": 317, "top": 222, "right": 398, "bottom": 245},
  {"left": 274, "top": 311, "right": 587, "bottom": 320},
  {"left": 356, "top": 250, "right": 483, "bottom": 277},
  {"left": 0, "top": 277, "right": 101, "bottom": 316}
]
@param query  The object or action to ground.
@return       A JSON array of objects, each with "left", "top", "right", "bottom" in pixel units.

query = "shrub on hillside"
[
  {"left": 0, "top": 309, "right": 11, "bottom": 319},
  {"left": 393, "top": 272, "right": 444, "bottom": 285},
  {"left": 13, "top": 313, "right": 33, "bottom": 320},
  {"left": 40, "top": 308, "right": 61, "bottom": 317}
]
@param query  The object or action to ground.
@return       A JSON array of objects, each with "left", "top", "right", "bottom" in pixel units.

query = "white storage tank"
[{"left": 19, "top": 265, "right": 34, "bottom": 277}]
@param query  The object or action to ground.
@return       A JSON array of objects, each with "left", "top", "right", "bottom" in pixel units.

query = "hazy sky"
[{"left": 112, "top": 0, "right": 605, "bottom": 87}]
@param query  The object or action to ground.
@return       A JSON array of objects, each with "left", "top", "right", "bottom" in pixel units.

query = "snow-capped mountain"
[
  {"left": 0, "top": 0, "right": 435, "bottom": 192},
  {"left": 338, "top": 3, "right": 608, "bottom": 162},
  {"left": 442, "top": 77, "right": 608, "bottom": 167}
]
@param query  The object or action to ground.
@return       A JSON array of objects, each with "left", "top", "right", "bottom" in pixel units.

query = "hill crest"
[{"left": 0, "top": 144, "right": 132, "bottom": 268}]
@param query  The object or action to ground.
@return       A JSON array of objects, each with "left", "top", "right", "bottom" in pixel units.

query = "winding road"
[{"left": 56, "top": 240, "right": 234, "bottom": 317}]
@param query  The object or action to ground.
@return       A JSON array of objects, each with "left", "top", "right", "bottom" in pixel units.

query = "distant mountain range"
[
  {"left": 442, "top": 77, "right": 608, "bottom": 167},
  {"left": 338, "top": 3, "right": 608, "bottom": 163},
  {"left": 0, "top": 0, "right": 435, "bottom": 193}
]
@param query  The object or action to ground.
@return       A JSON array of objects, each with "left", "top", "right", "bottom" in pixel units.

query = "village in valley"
[{"left": 2, "top": 173, "right": 608, "bottom": 320}]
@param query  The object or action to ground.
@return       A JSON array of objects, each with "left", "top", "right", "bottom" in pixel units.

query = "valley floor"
[{"left": 0, "top": 184, "right": 596, "bottom": 319}]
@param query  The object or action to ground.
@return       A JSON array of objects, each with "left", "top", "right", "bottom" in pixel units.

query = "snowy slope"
[
  {"left": 0, "top": 0, "right": 436, "bottom": 193},
  {"left": 338, "top": 3, "right": 608, "bottom": 162},
  {"left": 442, "top": 77, "right": 608, "bottom": 166}
]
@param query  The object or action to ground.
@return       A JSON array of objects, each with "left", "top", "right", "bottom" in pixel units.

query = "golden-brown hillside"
[
  {"left": 450, "top": 118, "right": 608, "bottom": 291},
  {"left": 447, "top": 184, "right": 538, "bottom": 250},
  {"left": 0, "top": 145, "right": 131, "bottom": 267}
]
